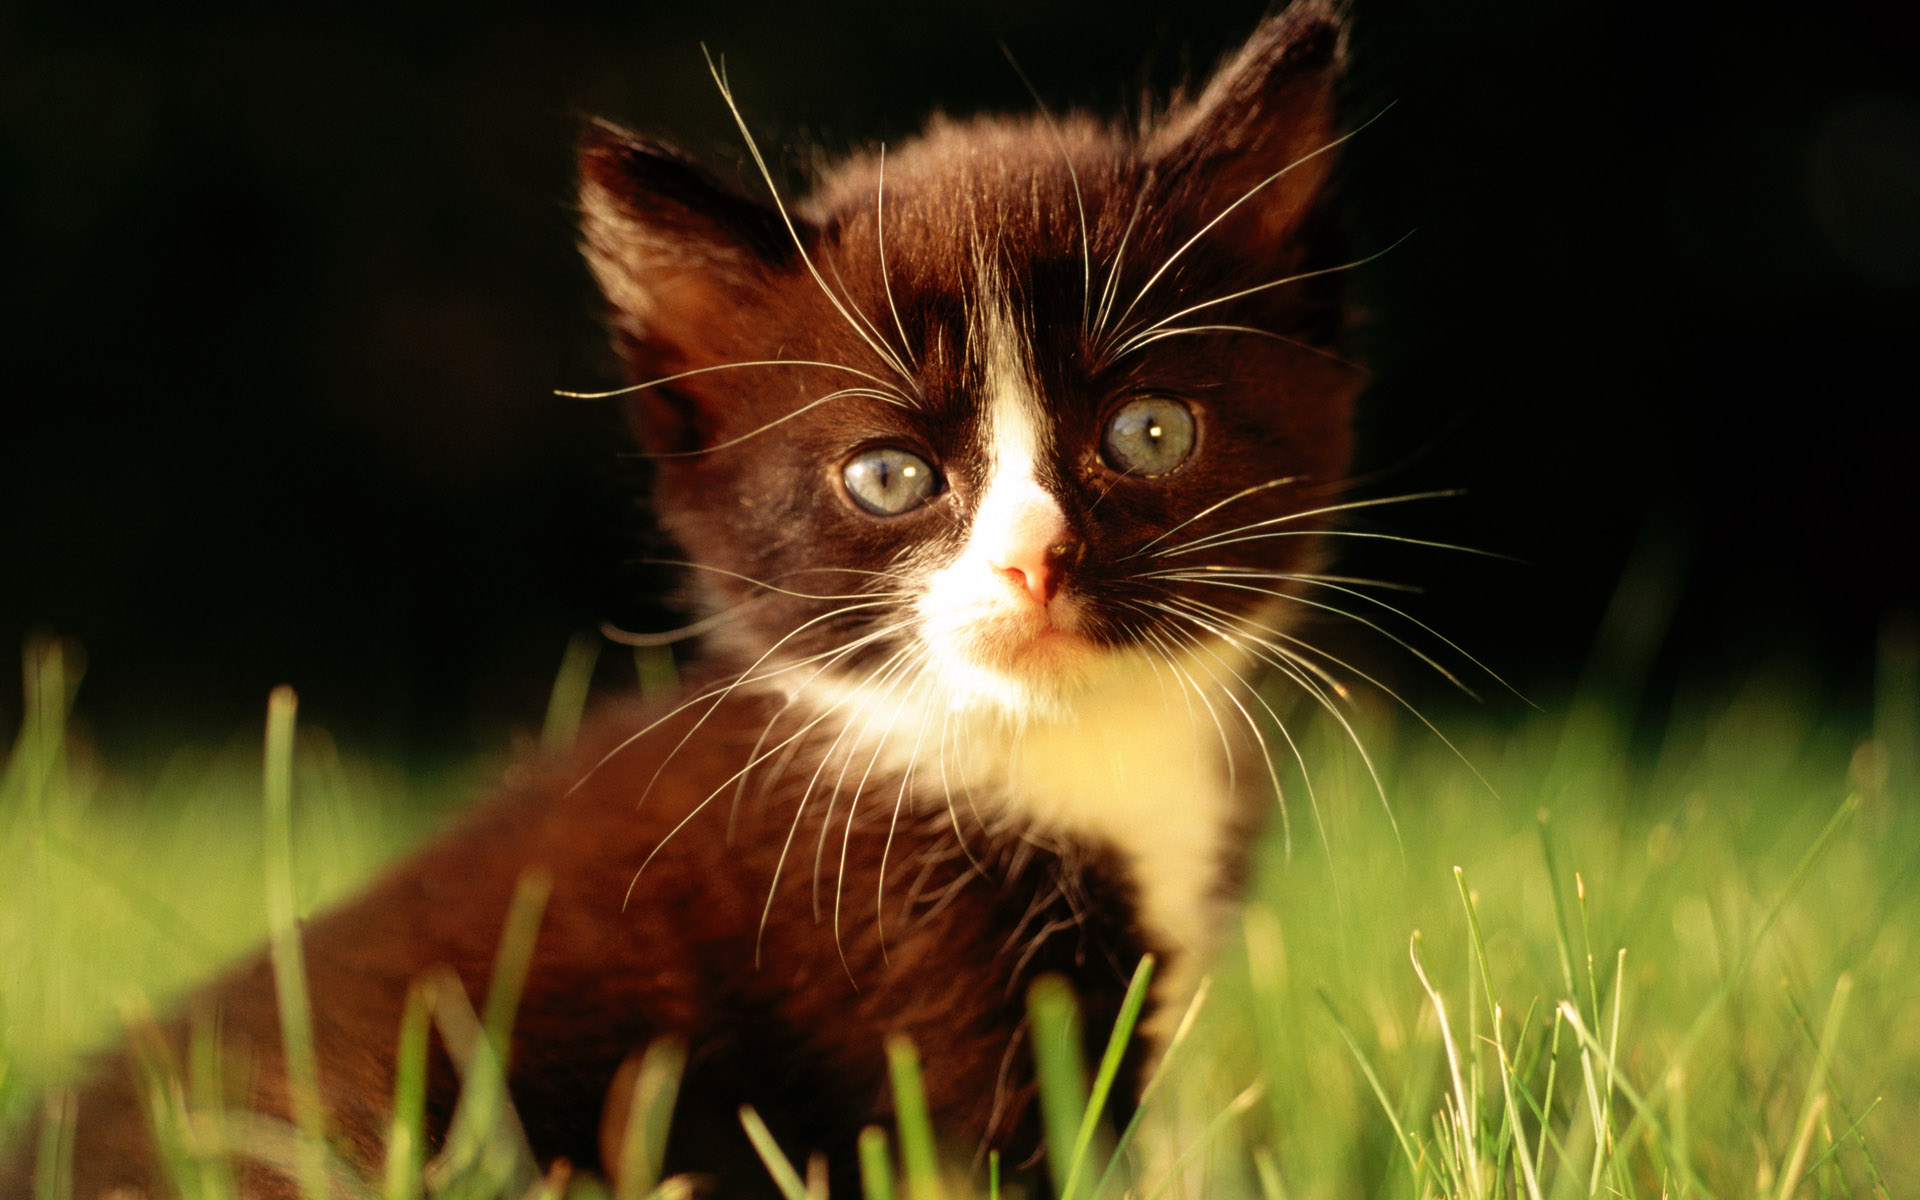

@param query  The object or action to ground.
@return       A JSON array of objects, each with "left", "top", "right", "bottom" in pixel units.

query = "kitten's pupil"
[
  {"left": 1103, "top": 396, "right": 1196, "bottom": 477},
  {"left": 843, "top": 446, "right": 940, "bottom": 516}
]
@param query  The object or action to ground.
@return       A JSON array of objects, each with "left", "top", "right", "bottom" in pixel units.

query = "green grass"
[{"left": 2, "top": 633, "right": 1915, "bottom": 1198}]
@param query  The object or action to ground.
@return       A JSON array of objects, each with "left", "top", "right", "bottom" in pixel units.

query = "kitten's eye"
[
  {"left": 1102, "top": 396, "right": 1195, "bottom": 477},
  {"left": 842, "top": 447, "right": 941, "bottom": 516}
]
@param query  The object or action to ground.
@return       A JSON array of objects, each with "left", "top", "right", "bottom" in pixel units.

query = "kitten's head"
[{"left": 581, "top": 7, "right": 1361, "bottom": 728}]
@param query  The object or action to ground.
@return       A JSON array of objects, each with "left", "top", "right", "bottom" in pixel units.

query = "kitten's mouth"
[{"left": 968, "top": 600, "right": 1095, "bottom": 676}]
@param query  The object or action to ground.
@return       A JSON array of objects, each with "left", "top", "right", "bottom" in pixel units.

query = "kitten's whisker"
[
  {"left": 1146, "top": 600, "right": 1329, "bottom": 864},
  {"left": 931, "top": 686, "right": 989, "bottom": 879},
  {"left": 1275, "top": 571, "right": 1425, "bottom": 594},
  {"left": 567, "top": 625, "right": 886, "bottom": 801},
  {"left": 600, "top": 604, "right": 751, "bottom": 648},
  {"left": 1112, "top": 233, "right": 1414, "bottom": 353},
  {"left": 1173, "top": 593, "right": 1504, "bottom": 800},
  {"left": 1160, "top": 563, "right": 1515, "bottom": 700},
  {"left": 1157, "top": 598, "right": 1398, "bottom": 853},
  {"left": 824, "top": 252, "right": 914, "bottom": 384},
  {"left": 1130, "top": 619, "right": 1240, "bottom": 798},
  {"left": 631, "top": 624, "right": 919, "bottom": 924},
  {"left": 1158, "top": 527, "right": 1502, "bottom": 563},
  {"left": 874, "top": 145, "right": 919, "bottom": 371},
  {"left": 1109, "top": 323, "right": 1365, "bottom": 373},
  {"left": 1140, "top": 488, "right": 1470, "bottom": 559},
  {"left": 704, "top": 52, "right": 921, "bottom": 397},
  {"left": 829, "top": 647, "right": 933, "bottom": 967},
  {"left": 999, "top": 44, "right": 1093, "bottom": 337},
  {"left": 1091, "top": 188, "right": 1149, "bottom": 344},
  {"left": 733, "top": 687, "right": 806, "bottom": 842},
  {"left": 1159, "top": 572, "right": 1474, "bottom": 697},
  {"left": 641, "top": 387, "right": 910, "bottom": 458},
  {"left": 745, "top": 640, "right": 922, "bottom": 965},
  {"left": 801, "top": 643, "right": 921, "bottom": 922},
  {"left": 873, "top": 652, "right": 945, "bottom": 957},
  {"left": 632, "top": 604, "right": 912, "bottom": 809},
  {"left": 642, "top": 558, "right": 912, "bottom": 602},
  {"left": 1121, "top": 620, "right": 1209, "bottom": 782},
  {"left": 554, "top": 357, "right": 909, "bottom": 403},
  {"left": 1085, "top": 463, "right": 1141, "bottom": 516},
  {"left": 1159, "top": 593, "right": 1348, "bottom": 698},
  {"left": 1124, "top": 475, "right": 1305, "bottom": 559},
  {"left": 1175, "top": 616, "right": 1313, "bottom": 860},
  {"left": 1108, "top": 107, "right": 1392, "bottom": 340}
]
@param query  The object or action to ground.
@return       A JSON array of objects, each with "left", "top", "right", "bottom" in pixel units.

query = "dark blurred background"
[{"left": 4, "top": 1, "right": 1917, "bottom": 761}]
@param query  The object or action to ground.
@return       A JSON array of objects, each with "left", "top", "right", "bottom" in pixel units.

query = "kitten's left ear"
[
  {"left": 1147, "top": 3, "right": 1348, "bottom": 249},
  {"left": 577, "top": 119, "right": 796, "bottom": 363}
]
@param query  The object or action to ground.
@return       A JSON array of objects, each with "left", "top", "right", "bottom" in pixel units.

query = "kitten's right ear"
[
  {"left": 577, "top": 120, "right": 794, "bottom": 362},
  {"left": 1145, "top": 3, "right": 1348, "bottom": 254}
]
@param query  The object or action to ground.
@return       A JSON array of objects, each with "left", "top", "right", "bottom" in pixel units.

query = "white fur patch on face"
[
  {"left": 914, "top": 288, "right": 1091, "bottom": 717},
  {"left": 774, "top": 270, "right": 1275, "bottom": 1044}
]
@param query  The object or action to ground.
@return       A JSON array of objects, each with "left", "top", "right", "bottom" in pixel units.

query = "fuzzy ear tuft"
[
  {"left": 577, "top": 121, "right": 794, "bottom": 361},
  {"left": 1147, "top": 3, "right": 1348, "bottom": 250}
]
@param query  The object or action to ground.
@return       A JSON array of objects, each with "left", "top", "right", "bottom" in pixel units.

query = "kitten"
[{"left": 3, "top": 4, "right": 1362, "bottom": 1195}]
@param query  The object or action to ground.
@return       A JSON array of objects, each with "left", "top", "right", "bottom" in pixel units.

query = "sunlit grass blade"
[
  {"left": 1026, "top": 975, "right": 1092, "bottom": 1200},
  {"left": 542, "top": 631, "right": 602, "bottom": 752},
  {"left": 1137, "top": 1082, "right": 1263, "bottom": 1200},
  {"left": 1088, "top": 977, "right": 1211, "bottom": 1200},
  {"left": 382, "top": 981, "right": 431, "bottom": 1200},
  {"left": 885, "top": 1035, "right": 944, "bottom": 1200},
  {"left": 482, "top": 867, "right": 553, "bottom": 1069},
  {"left": 30, "top": 1087, "right": 73, "bottom": 1200},
  {"left": 611, "top": 1038, "right": 687, "bottom": 1200},
  {"left": 857, "top": 1125, "right": 895, "bottom": 1200},
  {"left": 261, "top": 686, "right": 329, "bottom": 1200},
  {"left": 740, "top": 1105, "right": 808, "bottom": 1200},
  {"left": 1774, "top": 973, "right": 1853, "bottom": 1200},
  {"left": 421, "top": 965, "right": 538, "bottom": 1195},
  {"left": 1315, "top": 986, "right": 1422, "bottom": 1183},
  {"left": 1058, "top": 954, "right": 1153, "bottom": 1200}
]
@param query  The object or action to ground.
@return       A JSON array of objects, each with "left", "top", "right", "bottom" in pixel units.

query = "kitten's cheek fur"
[{"left": 916, "top": 553, "right": 1098, "bottom": 713}]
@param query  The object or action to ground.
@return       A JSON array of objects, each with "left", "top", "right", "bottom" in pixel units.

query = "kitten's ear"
[
  {"left": 1147, "top": 4, "right": 1347, "bottom": 250},
  {"left": 577, "top": 121, "right": 796, "bottom": 362}
]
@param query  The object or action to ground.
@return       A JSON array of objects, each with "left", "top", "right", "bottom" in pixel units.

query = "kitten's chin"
[{"left": 927, "top": 605, "right": 1114, "bottom": 720}]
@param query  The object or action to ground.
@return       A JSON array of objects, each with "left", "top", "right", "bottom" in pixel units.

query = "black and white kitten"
[{"left": 4, "top": 5, "right": 1363, "bottom": 1195}]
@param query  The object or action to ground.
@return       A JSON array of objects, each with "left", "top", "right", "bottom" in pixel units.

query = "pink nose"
[{"left": 990, "top": 504, "right": 1081, "bottom": 607}]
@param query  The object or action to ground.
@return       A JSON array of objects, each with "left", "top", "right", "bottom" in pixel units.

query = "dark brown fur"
[
  {"left": 31, "top": 685, "right": 1149, "bottom": 1195},
  {"left": 4, "top": 6, "right": 1358, "bottom": 1194}
]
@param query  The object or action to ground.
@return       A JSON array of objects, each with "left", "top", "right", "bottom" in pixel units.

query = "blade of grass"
[
  {"left": 1137, "top": 1082, "right": 1263, "bottom": 1200},
  {"left": 541, "top": 632, "right": 601, "bottom": 752},
  {"left": 612, "top": 1038, "right": 687, "bottom": 1200},
  {"left": 382, "top": 982, "right": 432, "bottom": 1200},
  {"left": 1774, "top": 974, "right": 1853, "bottom": 1200},
  {"left": 1026, "top": 975, "right": 1091, "bottom": 1200},
  {"left": 1315, "top": 986, "right": 1422, "bottom": 1183},
  {"left": 885, "top": 1035, "right": 944, "bottom": 1200},
  {"left": 740, "top": 1105, "right": 808, "bottom": 1200},
  {"left": 31, "top": 1087, "right": 74, "bottom": 1200},
  {"left": 1409, "top": 931, "right": 1478, "bottom": 1196},
  {"left": 261, "top": 686, "right": 329, "bottom": 1200},
  {"left": 1058, "top": 954, "right": 1154, "bottom": 1200},
  {"left": 1557, "top": 1001, "right": 1715, "bottom": 1199},
  {"left": 857, "top": 1125, "right": 895, "bottom": 1200},
  {"left": 481, "top": 867, "right": 553, "bottom": 1070},
  {"left": 1087, "top": 977, "right": 1213, "bottom": 1200},
  {"left": 422, "top": 965, "right": 538, "bottom": 1194}
]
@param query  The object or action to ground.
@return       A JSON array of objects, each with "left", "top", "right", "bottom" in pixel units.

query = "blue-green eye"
[
  {"left": 1102, "top": 396, "right": 1195, "bottom": 476},
  {"left": 842, "top": 447, "right": 941, "bottom": 516}
]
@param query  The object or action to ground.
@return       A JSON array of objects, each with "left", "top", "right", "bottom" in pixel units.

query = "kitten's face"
[{"left": 583, "top": 10, "right": 1358, "bottom": 726}]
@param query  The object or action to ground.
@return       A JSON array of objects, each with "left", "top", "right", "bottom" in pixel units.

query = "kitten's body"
[{"left": 4, "top": 6, "right": 1363, "bottom": 1194}]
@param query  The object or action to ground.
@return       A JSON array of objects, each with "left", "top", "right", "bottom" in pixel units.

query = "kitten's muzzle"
[{"left": 991, "top": 517, "right": 1083, "bottom": 608}]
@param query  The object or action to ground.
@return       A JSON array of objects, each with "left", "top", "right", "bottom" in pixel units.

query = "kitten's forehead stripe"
[{"left": 969, "top": 274, "right": 1063, "bottom": 561}]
